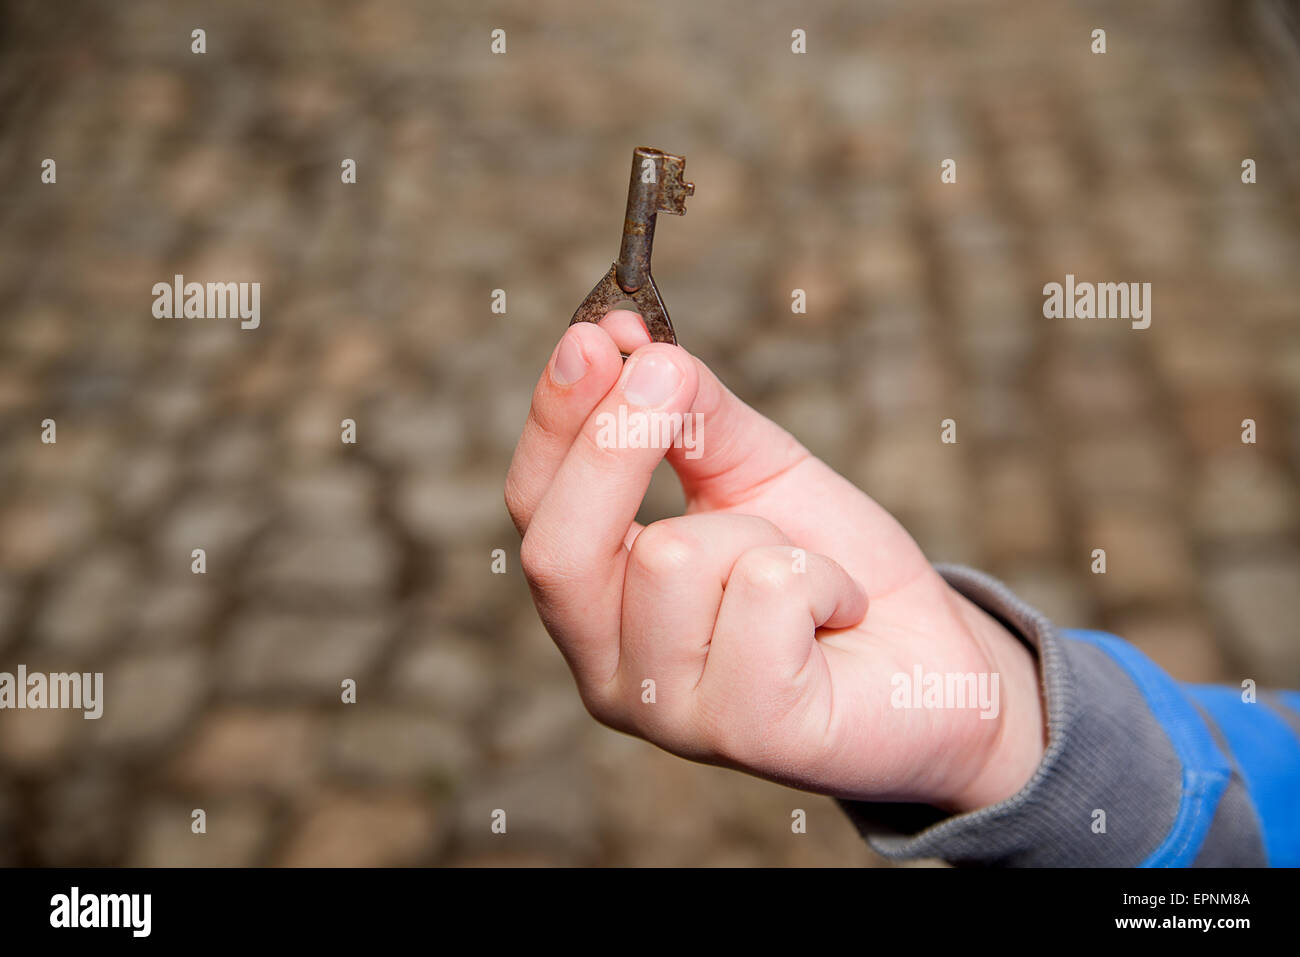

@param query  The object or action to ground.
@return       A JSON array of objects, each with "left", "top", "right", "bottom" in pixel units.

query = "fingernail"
[
  {"left": 552, "top": 329, "right": 588, "bottom": 386},
  {"left": 622, "top": 352, "right": 682, "bottom": 407}
]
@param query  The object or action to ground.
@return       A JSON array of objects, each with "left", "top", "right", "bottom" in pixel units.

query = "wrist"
[{"left": 943, "top": 591, "right": 1048, "bottom": 813}]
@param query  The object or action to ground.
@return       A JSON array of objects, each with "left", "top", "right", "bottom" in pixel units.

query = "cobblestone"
[
  {"left": 93, "top": 649, "right": 206, "bottom": 752},
  {"left": 169, "top": 709, "right": 322, "bottom": 797},
  {"left": 223, "top": 610, "right": 390, "bottom": 697},
  {"left": 278, "top": 791, "right": 442, "bottom": 867},
  {"left": 1207, "top": 552, "right": 1300, "bottom": 680},
  {"left": 388, "top": 634, "right": 493, "bottom": 721},
  {"left": 246, "top": 526, "right": 398, "bottom": 606},
  {"left": 0, "top": 491, "right": 97, "bottom": 576},
  {"left": 0, "top": 705, "right": 86, "bottom": 773},
  {"left": 129, "top": 577, "right": 217, "bottom": 648},
  {"left": 131, "top": 800, "right": 271, "bottom": 867},
  {"left": 330, "top": 709, "right": 475, "bottom": 784},
  {"left": 451, "top": 749, "right": 600, "bottom": 865},
  {"left": 34, "top": 775, "right": 126, "bottom": 865},
  {"left": 35, "top": 546, "right": 140, "bottom": 653}
]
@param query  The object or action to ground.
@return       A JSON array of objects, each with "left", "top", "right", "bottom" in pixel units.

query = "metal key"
[{"left": 569, "top": 146, "right": 694, "bottom": 352}]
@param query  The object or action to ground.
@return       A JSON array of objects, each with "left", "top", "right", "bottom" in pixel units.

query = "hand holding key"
[{"left": 505, "top": 317, "right": 1046, "bottom": 813}]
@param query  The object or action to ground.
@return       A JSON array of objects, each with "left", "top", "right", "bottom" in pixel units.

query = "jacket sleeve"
[{"left": 837, "top": 565, "right": 1300, "bottom": 867}]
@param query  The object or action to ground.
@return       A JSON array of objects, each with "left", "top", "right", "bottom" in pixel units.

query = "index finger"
[{"left": 520, "top": 342, "right": 700, "bottom": 683}]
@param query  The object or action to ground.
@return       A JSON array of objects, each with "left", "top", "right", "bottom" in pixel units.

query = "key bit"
[{"left": 569, "top": 146, "right": 694, "bottom": 352}]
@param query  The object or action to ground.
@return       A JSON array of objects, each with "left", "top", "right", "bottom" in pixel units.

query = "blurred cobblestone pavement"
[{"left": 0, "top": 0, "right": 1297, "bottom": 865}]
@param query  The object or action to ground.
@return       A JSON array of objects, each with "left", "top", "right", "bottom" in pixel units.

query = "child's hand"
[{"left": 506, "top": 314, "right": 1045, "bottom": 812}]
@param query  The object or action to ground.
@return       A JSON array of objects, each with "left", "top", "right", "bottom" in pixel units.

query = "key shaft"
[
  {"left": 569, "top": 147, "right": 693, "bottom": 350},
  {"left": 616, "top": 147, "right": 693, "bottom": 294}
]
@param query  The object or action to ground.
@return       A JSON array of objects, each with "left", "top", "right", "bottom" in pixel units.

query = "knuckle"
[
  {"left": 730, "top": 547, "right": 799, "bottom": 596},
  {"left": 627, "top": 521, "right": 699, "bottom": 582},
  {"left": 518, "top": 529, "right": 567, "bottom": 588},
  {"left": 517, "top": 532, "right": 543, "bottom": 582},
  {"left": 578, "top": 677, "right": 628, "bottom": 732},
  {"left": 739, "top": 514, "right": 788, "bottom": 543}
]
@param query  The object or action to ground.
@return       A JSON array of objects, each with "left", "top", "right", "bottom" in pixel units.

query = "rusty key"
[{"left": 569, "top": 146, "right": 694, "bottom": 352}]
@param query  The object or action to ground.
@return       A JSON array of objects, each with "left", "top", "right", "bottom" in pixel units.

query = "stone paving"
[{"left": 0, "top": 0, "right": 1297, "bottom": 865}]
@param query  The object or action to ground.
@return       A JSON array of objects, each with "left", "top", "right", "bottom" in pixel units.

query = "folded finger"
[
  {"left": 699, "top": 546, "right": 868, "bottom": 726},
  {"left": 618, "top": 514, "right": 790, "bottom": 736}
]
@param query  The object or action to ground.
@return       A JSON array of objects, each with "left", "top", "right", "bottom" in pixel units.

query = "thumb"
[{"left": 665, "top": 353, "right": 810, "bottom": 509}]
